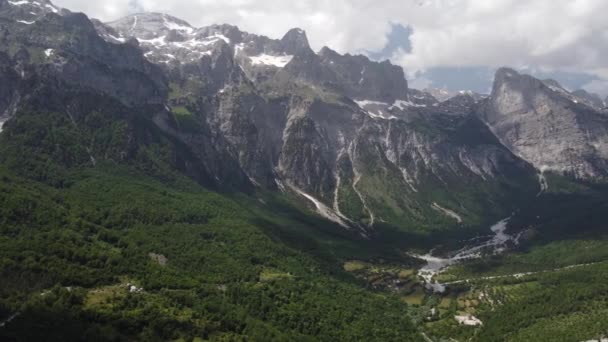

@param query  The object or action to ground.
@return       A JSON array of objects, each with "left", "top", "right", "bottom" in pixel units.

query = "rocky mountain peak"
[
  {"left": 107, "top": 13, "right": 194, "bottom": 40},
  {"left": 541, "top": 78, "right": 564, "bottom": 89},
  {"left": 1, "top": 0, "right": 65, "bottom": 23},
  {"left": 2, "top": 0, "right": 60, "bottom": 11},
  {"left": 425, "top": 88, "right": 487, "bottom": 102},
  {"left": 318, "top": 46, "right": 408, "bottom": 103},
  {"left": 494, "top": 67, "right": 519, "bottom": 78},
  {"left": 196, "top": 24, "right": 243, "bottom": 44},
  {"left": 492, "top": 67, "right": 543, "bottom": 94},
  {"left": 105, "top": 14, "right": 236, "bottom": 65},
  {"left": 493, "top": 70, "right": 604, "bottom": 112},
  {"left": 318, "top": 46, "right": 339, "bottom": 58},
  {"left": 281, "top": 28, "right": 313, "bottom": 56},
  {"left": 482, "top": 67, "right": 608, "bottom": 179}
]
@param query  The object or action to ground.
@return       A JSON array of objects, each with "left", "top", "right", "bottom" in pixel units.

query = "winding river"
[{"left": 415, "top": 218, "right": 517, "bottom": 292}]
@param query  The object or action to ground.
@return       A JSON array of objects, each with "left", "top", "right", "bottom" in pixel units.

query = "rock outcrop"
[{"left": 480, "top": 68, "right": 608, "bottom": 179}]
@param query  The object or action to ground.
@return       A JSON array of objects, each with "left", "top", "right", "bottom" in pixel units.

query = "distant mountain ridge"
[{"left": 0, "top": 0, "right": 606, "bottom": 234}]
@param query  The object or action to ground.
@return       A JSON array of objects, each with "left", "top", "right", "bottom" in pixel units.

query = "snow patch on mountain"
[
  {"left": 137, "top": 36, "right": 168, "bottom": 46},
  {"left": 292, "top": 186, "right": 351, "bottom": 229},
  {"left": 431, "top": 202, "right": 463, "bottom": 223},
  {"left": 424, "top": 88, "right": 487, "bottom": 103},
  {"left": 351, "top": 166, "right": 376, "bottom": 227},
  {"left": 544, "top": 82, "right": 570, "bottom": 96},
  {"left": 355, "top": 100, "right": 398, "bottom": 119},
  {"left": 109, "top": 35, "right": 126, "bottom": 43},
  {"left": 8, "top": 0, "right": 30, "bottom": 5},
  {"left": 390, "top": 99, "right": 426, "bottom": 110},
  {"left": 133, "top": 35, "right": 224, "bottom": 63},
  {"left": 8, "top": 0, "right": 61, "bottom": 17},
  {"left": 355, "top": 100, "right": 389, "bottom": 107},
  {"left": 249, "top": 54, "right": 293, "bottom": 68},
  {"left": 208, "top": 34, "right": 230, "bottom": 44},
  {"left": 105, "top": 14, "right": 237, "bottom": 64},
  {"left": 399, "top": 167, "right": 418, "bottom": 192},
  {"left": 129, "top": 15, "right": 138, "bottom": 33},
  {"left": 45, "top": 3, "right": 58, "bottom": 13},
  {"left": 355, "top": 98, "right": 427, "bottom": 119},
  {"left": 162, "top": 15, "right": 193, "bottom": 33}
]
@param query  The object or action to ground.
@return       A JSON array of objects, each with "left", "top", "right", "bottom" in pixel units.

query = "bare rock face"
[
  {"left": 0, "top": 0, "right": 65, "bottom": 23},
  {"left": 0, "top": 1, "right": 167, "bottom": 107},
  {"left": 104, "top": 15, "right": 410, "bottom": 105},
  {"left": 425, "top": 88, "right": 487, "bottom": 103},
  {"left": 107, "top": 12, "right": 194, "bottom": 41},
  {"left": 273, "top": 91, "right": 537, "bottom": 229},
  {"left": 481, "top": 68, "right": 608, "bottom": 179},
  {"left": 281, "top": 28, "right": 314, "bottom": 56},
  {"left": 0, "top": 2, "right": 562, "bottom": 232},
  {"left": 571, "top": 89, "right": 605, "bottom": 109},
  {"left": 318, "top": 47, "right": 409, "bottom": 103},
  {"left": 98, "top": 11, "right": 542, "bottom": 229}
]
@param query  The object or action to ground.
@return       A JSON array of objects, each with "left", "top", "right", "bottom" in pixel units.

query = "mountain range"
[
  {"left": 1, "top": 1, "right": 608, "bottom": 340},
  {"left": 2, "top": 0, "right": 608, "bottom": 234}
]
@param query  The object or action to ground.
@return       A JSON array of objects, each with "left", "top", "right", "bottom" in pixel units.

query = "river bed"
[{"left": 415, "top": 218, "right": 517, "bottom": 292}]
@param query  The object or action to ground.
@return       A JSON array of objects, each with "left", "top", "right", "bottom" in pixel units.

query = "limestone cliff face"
[
  {"left": 1, "top": 1, "right": 590, "bottom": 233},
  {"left": 0, "top": 0, "right": 167, "bottom": 107},
  {"left": 99, "top": 10, "right": 542, "bottom": 229},
  {"left": 318, "top": 46, "right": 409, "bottom": 103},
  {"left": 481, "top": 68, "right": 608, "bottom": 179},
  {"left": 274, "top": 93, "right": 537, "bottom": 229}
]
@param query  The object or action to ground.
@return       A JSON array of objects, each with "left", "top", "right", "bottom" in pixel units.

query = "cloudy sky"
[{"left": 53, "top": 0, "right": 608, "bottom": 96}]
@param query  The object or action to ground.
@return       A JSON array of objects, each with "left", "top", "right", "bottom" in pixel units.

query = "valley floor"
[
  {"left": 1, "top": 162, "right": 608, "bottom": 341},
  {"left": 339, "top": 192, "right": 608, "bottom": 342}
]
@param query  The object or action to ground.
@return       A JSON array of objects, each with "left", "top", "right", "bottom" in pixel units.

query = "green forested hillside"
[
  {"left": 1, "top": 53, "right": 608, "bottom": 341},
  {"left": 416, "top": 178, "right": 608, "bottom": 342},
  {"left": 0, "top": 164, "right": 421, "bottom": 341},
  {"left": 0, "top": 101, "right": 421, "bottom": 341},
  {"left": 3, "top": 102, "right": 608, "bottom": 341}
]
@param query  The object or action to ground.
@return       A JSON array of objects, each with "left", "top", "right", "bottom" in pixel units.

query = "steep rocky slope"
[
  {"left": 102, "top": 13, "right": 539, "bottom": 231},
  {"left": 0, "top": 1, "right": 589, "bottom": 234},
  {"left": 2, "top": 2, "right": 608, "bottom": 341},
  {"left": 480, "top": 68, "right": 608, "bottom": 180},
  {"left": 0, "top": 0, "right": 224, "bottom": 188},
  {"left": 0, "top": 1, "right": 168, "bottom": 108},
  {"left": 425, "top": 88, "right": 487, "bottom": 103},
  {"left": 571, "top": 89, "right": 605, "bottom": 109}
]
